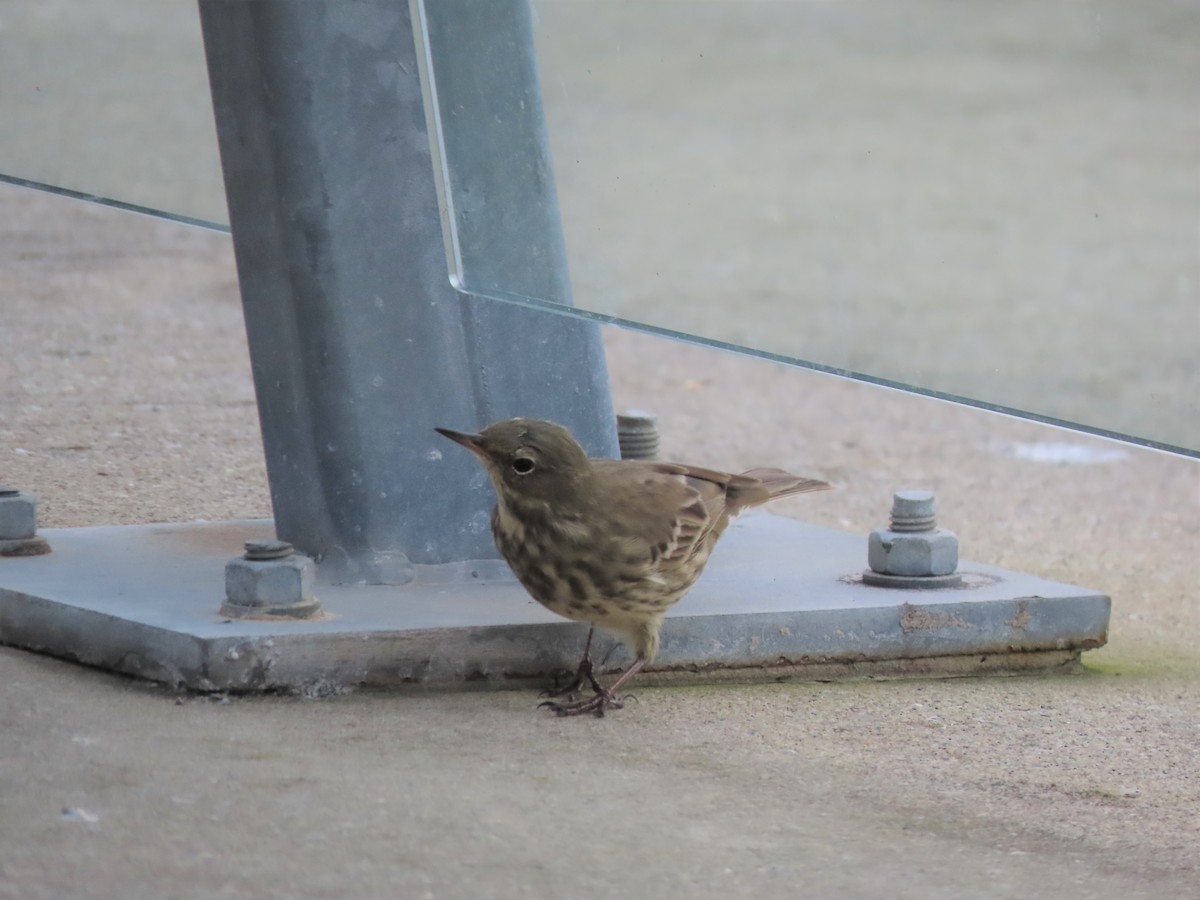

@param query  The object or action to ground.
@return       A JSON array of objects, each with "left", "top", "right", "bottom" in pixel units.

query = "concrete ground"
[{"left": 2, "top": 175, "right": 1198, "bottom": 898}]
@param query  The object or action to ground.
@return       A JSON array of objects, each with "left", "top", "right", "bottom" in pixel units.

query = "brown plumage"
[{"left": 436, "top": 418, "right": 831, "bottom": 716}]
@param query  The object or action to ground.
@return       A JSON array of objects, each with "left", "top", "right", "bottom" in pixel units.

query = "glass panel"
[
  {"left": 1, "top": 0, "right": 1194, "bottom": 454},
  {"left": 513, "top": 0, "right": 1198, "bottom": 453},
  {"left": 0, "top": 0, "right": 226, "bottom": 226}
]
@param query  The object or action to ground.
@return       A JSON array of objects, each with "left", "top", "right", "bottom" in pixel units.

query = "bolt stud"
[
  {"left": 616, "top": 410, "right": 660, "bottom": 460},
  {"left": 0, "top": 487, "right": 51, "bottom": 557}
]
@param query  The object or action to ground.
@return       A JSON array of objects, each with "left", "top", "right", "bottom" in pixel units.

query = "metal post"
[{"left": 197, "top": 0, "right": 617, "bottom": 583}]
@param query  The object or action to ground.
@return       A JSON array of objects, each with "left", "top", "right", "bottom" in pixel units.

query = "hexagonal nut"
[
  {"left": 0, "top": 491, "right": 38, "bottom": 540},
  {"left": 224, "top": 554, "right": 316, "bottom": 609},
  {"left": 868, "top": 528, "right": 958, "bottom": 577}
]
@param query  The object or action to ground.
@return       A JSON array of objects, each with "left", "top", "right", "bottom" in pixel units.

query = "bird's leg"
[
  {"left": 538, "top": 656, "right": 646, "bottom": 718},
  {"left": 540, "top": 626, "right": 603, "bottom": 699}
]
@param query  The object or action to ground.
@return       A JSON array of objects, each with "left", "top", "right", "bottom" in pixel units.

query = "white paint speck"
[
  {"left": 61, "top": 808, "right": 99, "bottom": 824},
  {"left": 426, "top": 448, "right": 443, "bottom": 462}
]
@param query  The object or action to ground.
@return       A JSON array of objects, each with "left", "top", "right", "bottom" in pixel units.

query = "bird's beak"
[{"left": 434, "top": 427, "right": 488, "bottom": 460}]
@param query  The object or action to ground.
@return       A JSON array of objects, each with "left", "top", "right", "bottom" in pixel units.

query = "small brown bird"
[{"left": 436, "top": 418, "right": 831, "bottom": 716}]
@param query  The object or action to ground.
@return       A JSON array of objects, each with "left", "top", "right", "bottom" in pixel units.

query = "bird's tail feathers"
[{"left": 737, "top": 468, "right": 832, "bottom": 502}]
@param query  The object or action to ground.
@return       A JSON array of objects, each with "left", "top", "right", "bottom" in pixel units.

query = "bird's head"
[{"left": 435, "top": 418, "right": 591, "bottom": 506}]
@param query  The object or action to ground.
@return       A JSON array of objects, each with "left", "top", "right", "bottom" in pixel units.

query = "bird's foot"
[
  {"left": 538, "top": 687, "right": 627, "bottom": 718},
  {"left": 539, "top": 656, "right": 604, "bottom": 700},
  {"left": 538, "top": 652, "right": 646, "bottom": 718}
]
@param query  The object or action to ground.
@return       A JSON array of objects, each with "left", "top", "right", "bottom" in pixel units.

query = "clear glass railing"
[
  {"left": 2, "top": 1, "right": 1195, "bottom": 454},
  {"left": 0, "top": 0, "right": 225, "bottom": 226}
]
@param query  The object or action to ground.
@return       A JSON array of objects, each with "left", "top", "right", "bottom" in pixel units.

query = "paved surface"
[
  {"left": 2, "top": 180, "right": 1198, "bottom": 898},
  {"left": 1, "top": 648, "right": 1196, "bottom": 900},
  {"left": 0, "top": 1, "right": 1197, "bottom": 892}
]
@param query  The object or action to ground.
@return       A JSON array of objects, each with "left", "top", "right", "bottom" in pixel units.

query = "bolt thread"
[
  {"left": 616, "top": 411, "right": 660, "bottom": 460},
  {"left": 890, "top": 514, "right": 937, "bottom": 532},
  {"left": 889, "top": 490, "right": 937, "bottom": 532},
  {"left": 244, "top": 540, "right": 294, "bottom": 561}
]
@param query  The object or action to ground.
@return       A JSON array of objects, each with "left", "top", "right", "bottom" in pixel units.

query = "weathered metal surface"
[{"left": 0, "top": 515, "right": 1109, "bottom": 693}]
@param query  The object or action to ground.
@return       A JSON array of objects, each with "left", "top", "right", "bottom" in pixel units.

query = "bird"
[{"left": 435, "top": 418, "right": 831, "bottom": 716}]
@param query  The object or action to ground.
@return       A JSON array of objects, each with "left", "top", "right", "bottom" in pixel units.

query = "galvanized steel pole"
[{"left": 198, "top": 0, "right": 616, "bottom": 583}]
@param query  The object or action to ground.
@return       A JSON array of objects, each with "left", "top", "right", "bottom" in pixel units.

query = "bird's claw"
[
  {"left": 539, "top": 656, "right": 603, "bottom": 700},
  {"left": 537, "top": 690, "right": 625, "bottom": 718},
  {"left": 538, "top": 675, "right": 585, "bottom": 700}
]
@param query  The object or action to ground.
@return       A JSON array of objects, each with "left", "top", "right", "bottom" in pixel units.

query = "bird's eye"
[{"left": 512, "top": 456, "right": 535, "bottom": 475}]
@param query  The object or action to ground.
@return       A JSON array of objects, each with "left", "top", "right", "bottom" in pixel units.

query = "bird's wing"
[
  {"left": 591, "top": 459, "right": 730, "bottom": 567},
  {"left": 590, "top": 459, "right": 832, "bottom": 560}
]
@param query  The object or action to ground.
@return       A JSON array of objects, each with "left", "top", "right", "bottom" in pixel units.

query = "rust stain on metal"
[
  {"left": 1009, "top": 599, "right": 1032, "bottom": 630},
  {"left": 898, "top": 603, "right": 970, "bottom": 633}
]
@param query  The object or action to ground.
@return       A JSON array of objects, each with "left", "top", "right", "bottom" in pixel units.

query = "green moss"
[{"left": 1079, "top": 646, "right": 1198, "bottom": 679}]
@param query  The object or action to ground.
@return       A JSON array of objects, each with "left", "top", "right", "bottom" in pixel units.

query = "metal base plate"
[{"left": 0, "top": 514, "right": 1110, "bottom": 693}]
